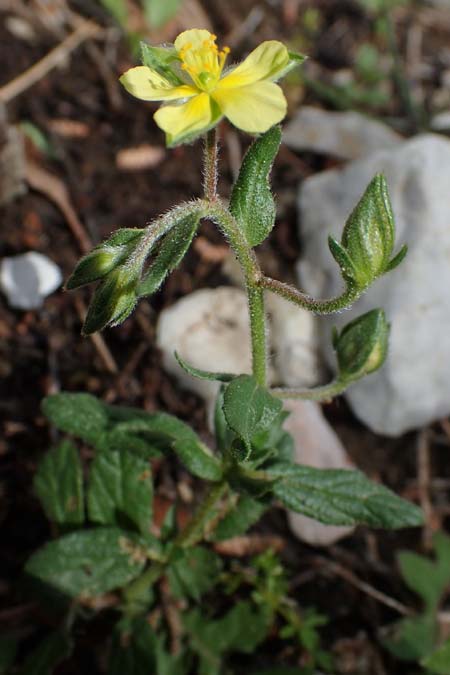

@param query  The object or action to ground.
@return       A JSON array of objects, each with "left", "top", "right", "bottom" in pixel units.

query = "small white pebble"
[{"left": 0, "top": 251, "right": 62, "bottom": 310}]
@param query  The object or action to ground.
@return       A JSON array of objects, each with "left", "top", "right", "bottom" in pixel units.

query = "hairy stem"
[
  {"left": 203, "top": 128, "right": 219, "bottom": 200},
  {"left": 271, "top": 378, "right": 351, "bottom": 402},
  {"left": 259, "top": 275, "right": 359, "bottom": 315}
]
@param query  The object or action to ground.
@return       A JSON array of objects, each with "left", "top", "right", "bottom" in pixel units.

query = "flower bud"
[
  {"left": 66, "top": 229, "right": 145, "bottom": 290},
  {"left": 82, "top": 267, "right": 139, "bottom": 335},
  {"left": 334, "top": 309, "right": 389, "bottom": 382},
  {"left": 329, "top": 174, "right": 407, "bottom": 290}
]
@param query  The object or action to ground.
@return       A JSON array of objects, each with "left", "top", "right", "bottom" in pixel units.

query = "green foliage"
[
  {"left": 167, "top": 546, "right": 223, "bottom": 600},
  {"left": 26, "top": 528, "right": 148, "bottom": 598},
  {"left": 230, "top": 126, "right": 281, "bottom": 247},
  {"left": 140, "top": 43, "right": 183, "bottom": 85},
  {"left": 109, "top": 618, "right": 188, "bottom": 675},
  {"left": 42, "top": 393, "right": 221, "bottom": 475},
  {"left": 184, "top": 602, "right": 270, "bottom": 675},
  {"left": 175, "top": 352, "right": 235, "bottom": 383},
  {"left": 384, "top": 533, "right": 450, "bottom": 665},
  {"left": 20, "top": 632, "right": 72, "bottom": 675},
  {"left": 138, "top": 214, "right": 200, "bottom": 296},
  {"left": 223, "top": 375, "right": 283, "bottom": 458},
  {"left": 211, "top": 495, "right": 266, "bottom": 541},
  {"left": 33, "top": 440, "right": 84, "bottom": 526},
  {"left": 329, "top": 174, "right": 407, "bottom": 290},
  {"left": 333, "top": 308, "right": 389, "bottom": 382},
  {"left": 270, "top": 463, "right": 423, "bottom": 528},
  {"left": 88, "top": 451, "right": 153, "bottom": 535},
  {"left": 423, "top": 638, "right": 450, "bottom": 674},
  {"left": 141, "top": 0, "right": 183, "bottom": 28}
]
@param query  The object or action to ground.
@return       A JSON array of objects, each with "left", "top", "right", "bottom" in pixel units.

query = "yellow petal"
[
  {"left": 120, "top": 66, "right": 197, "bottom": 101},
  {"left": 174, "top": 29, "right": 214, "bottom": 53},
  {"left": 154, "top": 92, "right": 213, "bottom": 145},
  {"left": 219, "top": 41, "right": 290, "bottom": 88},
  {"left": 212, "top": 81, "right": 287, "bottom": 133}
]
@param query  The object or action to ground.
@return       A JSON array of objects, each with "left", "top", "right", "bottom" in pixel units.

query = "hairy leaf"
[
  {"left": 88, "top": 451, "right": 153, "bottom": 535},
  {"left": 34, "top": 440, "right": 84, "bottom": 526},
  {"left": 211, "top": 496, "right": 266, "bottom": 541},
  {"left": 230, "top": 126, "right": 281, "bottom": 247},
  {"left": 423, "top": 637, "right": 450, "bottom": 674},
  {"left": 175, "top": 351, "right": 235, "bottom": 383},
  {"left": 223, "top": 376, "right": 283, "bottom": 456},
  {"left": 270, "top": 464, "right": 423, "bottom": 528},
  {"left": 168, "top": 546, "right": 223, "bottom": 601},
  {"left": 26, "top": 528, "right": 147, "bottom": 597}
]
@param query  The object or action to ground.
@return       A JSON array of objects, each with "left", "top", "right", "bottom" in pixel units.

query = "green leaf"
[
  {"left": 42, "top": 393, "right": 108, "bottom": 447},
  {"left": 88, "top": 451, "right": 153, "bottom": 535},
  {"left": 383, "top": 614, "right": 437, "bottom": 661},
  {"left": 99, "top": 0, "right": 128, "bottom": 26},
  {"left": 141, "top": 0, "right": 182, "bottom": 28},
  {"left": 174, "top": 351, "right": 235, "bottom": 383},
  {"left": 223, "top": 375, "right": 283, "bottom": 457},
  {"left": 109, "top": 618, "right": 188, "bottom": 675},
  {"left": 423, "top": 637, "right": 450, "bottom": 674},
  {"left": 211, "top": 496, "right": 266, "bottom": 541},
  {"left": 0, "top": 636, "right": 18, "bottom": 674},
  {"left": 138, "top": 214, "right": 199, "bottom": 297},
  {"left": 168, "top": 546, "right": 223, "bottom": 601},
  {"left": 26, "top": 528, "right": 147, "bottom": 598},
  {"left": 230, "top": 126, "right": 281, "bottom": 247},
  {"left": 398, "top": 531, "right": 450, "bottom": 611},
  {"left": 20, "top": 632, "right": 72, "bottom": 675},
  {"left": 184, "top": 601, "right": 270, "bottom": 671},
  {"left": 34, "top": 440, "right": 84, "bottom": 526},
  {"left": 270, "top": 464, "right": 423, "bottom": 528}
]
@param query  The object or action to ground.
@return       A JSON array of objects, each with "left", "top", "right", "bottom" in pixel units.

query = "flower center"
[{"left": 178, "top": 34, "right": 230, "bottom": 92}]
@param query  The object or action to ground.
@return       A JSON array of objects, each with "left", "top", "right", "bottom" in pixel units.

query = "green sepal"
[
  {"left": 66, "top": 228, "right": 145, "bottom": 290},
  {"left": 229, "top": 125, "right": 281, "bottom": 247},
  {"left": 273, "top": 50, "right": 307, "bottom": 81},
  {"left": 138, "top": 214, "right": 200, "bottom": 297},
  {"left": 82, "top": 267, "right": 139, "bottom": 335},
  {"left": 175, "top": 351, "right": 235, "bottom": 383},
  {"left": 385, "top": 243, "right": 408, "bottom": 273},
  {"left": 328, "top": 235, "right": 358, "bottom": 283},
  {"left": 140, "top": 42, "right": 183, "bottom": 85},
  {"left": 334, "top": 308, "right": 389, "bottom": 382}
]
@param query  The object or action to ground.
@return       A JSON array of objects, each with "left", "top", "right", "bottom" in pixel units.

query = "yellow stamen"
[{"left": 177, "top": 33, "right": 231, "bottom": 91}]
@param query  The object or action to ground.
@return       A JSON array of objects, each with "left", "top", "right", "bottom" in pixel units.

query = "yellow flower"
[{"left": 119, "top": 29, "right": 304, "bottom": 146}]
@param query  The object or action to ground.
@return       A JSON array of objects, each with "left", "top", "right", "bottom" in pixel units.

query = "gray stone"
[
  {"left": 298, "top": 133, "right": 450, "bottom": 436},
  {"left": 283, "top": 106, "right": 403, "bottom": 160}
]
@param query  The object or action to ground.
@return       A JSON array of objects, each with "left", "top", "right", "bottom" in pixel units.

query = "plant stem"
[
  {"left": 203, "top": 128, "right": 219, "bottom": 200},
  {"left": 122, "top": 482, "right": 227, "bottom": 613},
  {"left": 259, "top": 275, "right": 359, "bottom": 315},
  {"left": 174, "top": 481, "right": 227, "bottom": 548},
  {"left": 207, "top": 201, "right": 268, "bottom": 385},
  {"left": 271, "top": 378, "right": 350, "bottom": 402}
]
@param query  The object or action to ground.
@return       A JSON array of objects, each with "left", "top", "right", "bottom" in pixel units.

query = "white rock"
[
  {"left": 283, "top": 400, "right": 355, "bottom": 546},
  {"left": 266, "top": 292, "right": 325, "bottom": 388},
  {"left": 298, "top": 133, "right": 450, "bottom": 436},
  {"left": 156, "top": 286, "right": 252, "bottom": 409},
  {"left": 283, "top": 107, "right": 403, "bottom": 160},
  {"left": 0, "top": 251, "right": 62, "bottom": 309},
  {"left": 430, "top": 111, "right": 450, "bottom": 131}
]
